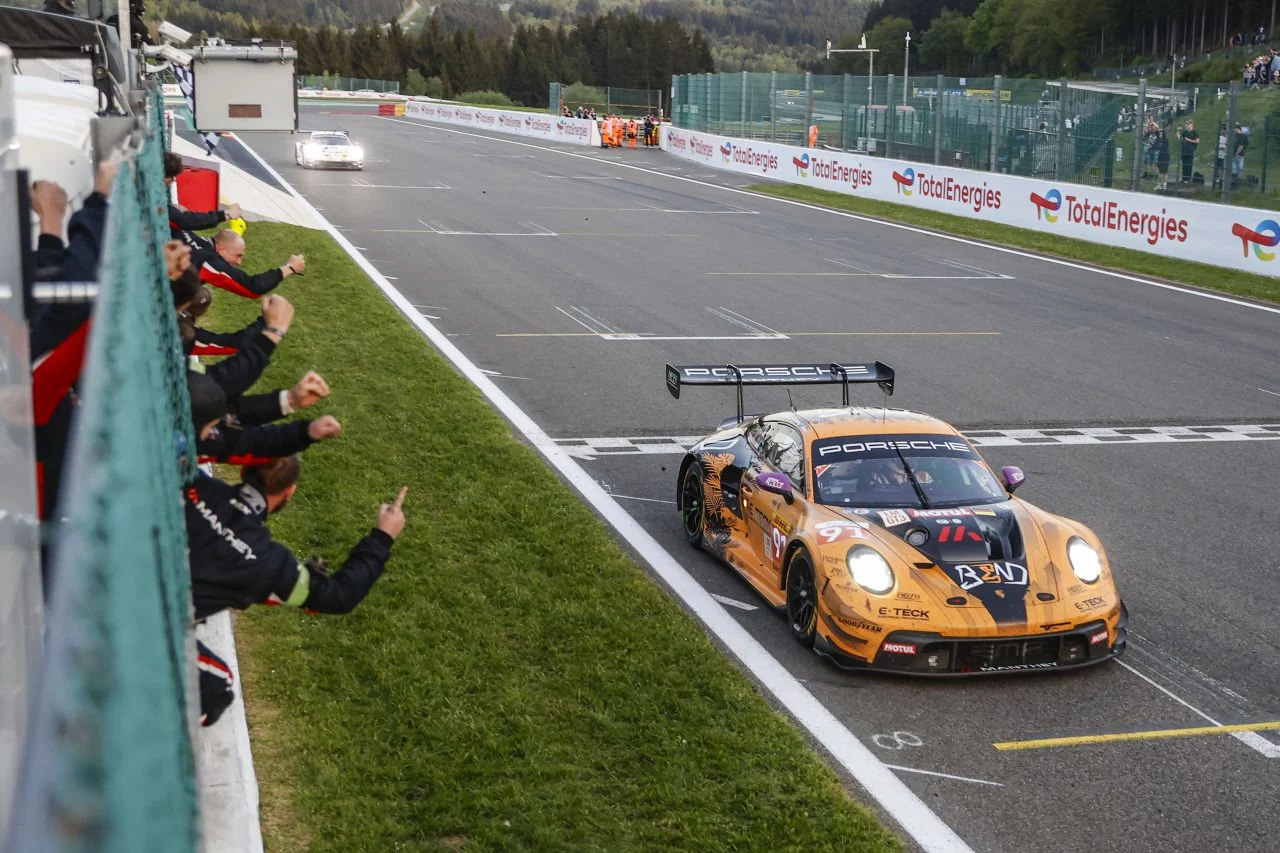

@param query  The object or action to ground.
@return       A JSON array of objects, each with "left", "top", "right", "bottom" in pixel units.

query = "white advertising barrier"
[
  {"left": 404, "top": 98, "right": 600, "bottom": 147},
  {"left": 659, "top": 125, "right": 1280, "bottom": 278}
]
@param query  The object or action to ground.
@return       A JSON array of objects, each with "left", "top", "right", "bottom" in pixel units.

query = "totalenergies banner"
[
  {"left": 404, "top": 99, "right": 600, "bottom": 147},
  {"left": 660, "top": 126, "right": 1279, "bottom": 277}
]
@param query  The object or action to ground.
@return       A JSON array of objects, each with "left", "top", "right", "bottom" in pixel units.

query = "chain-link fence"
[
  {"left": 672, "top": 72, "right": 1280, "bottom": 208},
  {"left": 5, "top": 84, "right": 201, "bottom": 853},
  {"left": 550, "top": 83, "right": 662, "bottom": 117},
  {"left": 299, "top": 75, "right": 400, "bottom": 94}
]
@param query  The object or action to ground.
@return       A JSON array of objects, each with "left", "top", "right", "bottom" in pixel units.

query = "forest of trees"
[
  {"left": 230, "top": 11, "right": 713, "bottom": 106},
  {"left": 836, "top": 0, "right": 1280, "bottom": 78}
]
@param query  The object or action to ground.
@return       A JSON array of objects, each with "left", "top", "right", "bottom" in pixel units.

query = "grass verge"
[
  {"left": 749, "top": 183, "right": 1280, "bottom": 305},
  {"left": 211, "top": 221, "right": 902, "bottom": 852}
]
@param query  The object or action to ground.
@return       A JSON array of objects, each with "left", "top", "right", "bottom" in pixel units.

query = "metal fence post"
[
  {"left": 770, "top": 70, "right": 777, "bottom": 142},
  {"left": 1222, "top": 80, "right": 1239, "bottom": 204},
  {"left": 740, "top": 71, "right": 747, "bottom": 137},
  {"left": 805, "top": 71, "right": 814, "bottom": 143},
  {"left": 989, "top": 74, "right": 1002, "bottom": 172},
  {"left": 843, "top": 73, "right": 851, "bottom": 149},
  {"left": 703, "top": 74, "right": 711, "bottom": 132},
  {"left": 1055, "top": 78, "right": 1067, "bottom": 181},
  {"left": 1262, "top": 115, "right": 1271, "bottom": 194},
  {"left": 934, "top": 74, "right": 944, "bottom": 165},
  {"left": 886, "top": 73, "right": 895, "bottom": 158},
  {"left": 717, "top": 73, "right": 725, "bottom": 134},
  {"left": 1131, "top": 78, "right": 1147, "bottom": 192}
]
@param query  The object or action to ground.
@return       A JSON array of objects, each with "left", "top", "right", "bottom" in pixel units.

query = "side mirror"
[
  {"left": 755, "top": 471, "right": 794, "bottom": 503},
  {"left": 1001, "top": 466, "right": 1026, "bottom": 494}
]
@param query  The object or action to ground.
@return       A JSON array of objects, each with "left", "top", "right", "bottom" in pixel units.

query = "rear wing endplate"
[{"left": 665, "top": 362, "right": 895, "bottom": 423}]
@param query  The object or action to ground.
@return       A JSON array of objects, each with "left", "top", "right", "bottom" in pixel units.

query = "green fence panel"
[{"left": 5, "top": 85, "right": 199, "bottom": 853}]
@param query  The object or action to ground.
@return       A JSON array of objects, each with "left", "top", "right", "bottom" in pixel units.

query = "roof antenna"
[
  {"left": 786, "top": 388, "right": 795, "bottom": 411},
  {"left": 881, "top": 388, "right": 888, "bottom": 422}
]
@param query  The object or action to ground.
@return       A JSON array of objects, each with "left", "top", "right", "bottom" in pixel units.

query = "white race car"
[{"left": 294, "top": 130, "right": 365, "bottom": 170}]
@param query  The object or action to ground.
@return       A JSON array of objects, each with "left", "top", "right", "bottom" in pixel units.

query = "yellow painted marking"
[
  {"left": 705, "top": 271, "right": 879, "bottom": 276},
  {"left": 496, "top": 330, "right": 1002, "bottom": 338},
  {"left": 994, "top": 720, "right": 1280, "bottom": 751}
]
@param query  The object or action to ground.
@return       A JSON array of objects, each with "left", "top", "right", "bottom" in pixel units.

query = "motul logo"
[{"left": 882, "top": 642, "right": 917, "bottom": 654}]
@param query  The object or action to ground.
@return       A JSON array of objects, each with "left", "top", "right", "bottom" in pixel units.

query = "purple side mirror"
[
  {"left": 1001, "top": 466, "right": 1026, "bottom": 493},
  {"left": 755, "top": 471, "right": 794, "bottom": 499}
]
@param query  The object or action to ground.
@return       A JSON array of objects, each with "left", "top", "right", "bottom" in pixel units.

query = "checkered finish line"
[{"left": 555, "top": 424, "right": 1280, "bottom": 459}]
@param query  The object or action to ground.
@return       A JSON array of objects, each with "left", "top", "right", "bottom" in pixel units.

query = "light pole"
[
  {"left": 903, "top": 32, "right": 911, "bottom": 108},
  {"left": 827, "top": 35, "right": 879, "bottom": 146}
]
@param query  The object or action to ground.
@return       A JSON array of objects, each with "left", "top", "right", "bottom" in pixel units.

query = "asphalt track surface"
[{"left": 238, "top": 105, "right": 1280, "bottom": 853}]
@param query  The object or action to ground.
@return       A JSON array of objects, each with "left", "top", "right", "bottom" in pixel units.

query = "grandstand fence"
[
  {"left": 299, "top": 74, "right": 400, "bottom": 94},
  {"left": 671, "top": 71, "right": 1277, "bottom": 207},
  {"left": 550, "top": 83, "right": 663, "bottom": 117}
]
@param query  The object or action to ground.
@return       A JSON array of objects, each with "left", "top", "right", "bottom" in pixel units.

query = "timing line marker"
[{"left": 994, "top": 720, "right": 1280, "bottom": 751}]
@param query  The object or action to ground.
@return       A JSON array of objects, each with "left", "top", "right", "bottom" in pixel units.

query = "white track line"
[
  {"left": 883, "top": 765, "right": 1004, "bottom": 787},
  {"left": 376, "top": 116, "right": 1280, "bottom": 317},
  {"left": 233, "top": 132, "right": 977, "bottom": 853}
]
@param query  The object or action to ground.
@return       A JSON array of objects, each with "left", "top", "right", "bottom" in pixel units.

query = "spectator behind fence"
[
  {"left": 1233, "top": 122, "right": 1248, "bottom": 181},
  {"left": 1153, "top": 125, "right": 1171, "bottom": 191},
  {"left": 193, "top": 228, "right": 305, "bottom": 299},
  {"left": 163, "top": 153, "right": 242, "bottom": 251},
  {"left": 1176, "top": 119, "right": 1198, "bottom": 183}
]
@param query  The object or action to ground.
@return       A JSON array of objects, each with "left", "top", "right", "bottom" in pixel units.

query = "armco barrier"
[
  {"left": 659, "top": 125, "right": 1280, "bottom": 278},
  {"left": 404, "top": 99, "right": 600, "bottom": 147}
]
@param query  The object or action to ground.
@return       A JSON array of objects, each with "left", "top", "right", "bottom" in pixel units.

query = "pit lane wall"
[
  {"left": 659, "top": 126, "right": 1279, "bottom": 278},
  {"left": 404, "top": 99, "right": 600, "bottom": 147}
]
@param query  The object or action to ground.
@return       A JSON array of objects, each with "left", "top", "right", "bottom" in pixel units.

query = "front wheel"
[
  {"left": 678, "top": 462, "right": 705, "bottom": 548},
  {"left": 785, "top": 549, "right": 818, "bottom": 647}
]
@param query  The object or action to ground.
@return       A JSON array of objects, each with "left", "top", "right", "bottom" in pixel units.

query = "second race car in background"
[
  {"left": 668, "top": 361, "right": 1128, "bottom": 676},
  {"left": 294, "top": 130, "right": 365, "bottom": 170}
]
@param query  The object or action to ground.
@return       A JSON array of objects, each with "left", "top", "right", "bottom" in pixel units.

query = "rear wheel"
[
  {"left": 678, "top": 462, "right": 705, "bottom": 548},
  {"left": 785, "top": 549, "right": 818, "bottom": 647}
]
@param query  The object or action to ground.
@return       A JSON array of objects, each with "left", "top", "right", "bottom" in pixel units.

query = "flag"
[{"left": 171, "top": 64, "right": 220, "bottom": 154}]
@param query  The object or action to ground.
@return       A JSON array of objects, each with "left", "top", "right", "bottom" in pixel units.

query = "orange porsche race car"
[{"left": 668, "top": 361, "right": 1128, "bottom": 675}]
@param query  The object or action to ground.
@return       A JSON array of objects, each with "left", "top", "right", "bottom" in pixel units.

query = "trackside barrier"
[
  {"left": 404, "top": 99, "right": 601, "bottom": 147},
  {"left": 659, "top": 125, "right": 1280, "bottom": 278}
]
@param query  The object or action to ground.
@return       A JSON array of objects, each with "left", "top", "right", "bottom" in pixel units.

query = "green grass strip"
[
  {"left": 211, "top": 222, "right": 901, "bottom": 852},
  {"left": 749, "top": 184, "right": 1280, "bottom": 305}
]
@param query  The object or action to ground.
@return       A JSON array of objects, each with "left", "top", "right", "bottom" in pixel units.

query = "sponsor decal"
[
  {"left": 1090, "top": 630, "right": 1109, "bottom": 645},
  {"left": 947, "top": 562, "right": 1028, "bottom": 591},
  {"left": 793, "top": 152, "right": 809, "bottom": 176},
  {"left": 477, "top": 112, "right": 496, "bottom": 126},
  {"left": 882, "top": 641, "right": 917, "bottom": 654},
  {"left": 684, "top": 364, "right": 870, "bottom": 381},
  {"left": 456, "top": 109, "right": 473, "bottom": 121},
  {"left": 835, "top": 615, "right": 883, "bottom": 634},
  {"left": 1067, "top": 583, "right": 1085, "bottom": 594},
  {"left": 909, "top": 507, "right": 973, "bottom": 519},
  {"left": 524, "top": 116, "right": 553, "bottom": 134},
  {"left": 895, "top": 167, "right": 1002, "bottom": 212},
  {"left": 878, "top": 606, "right": 930, "bottom": 620},
  {"left": 972, "top": 508, "right": 997, "bottom": 516},
  {"left": 896, "top": 591, "right": 922, "bottom": 601},
  {"left": 814, "top": 520, "right": 867, "bottom": 544},
  {"left": 766, "top": 526, "right": 787, "bottom": 566},
  {"left": 1075, "top": 596, "right": 1107, "bottom": 611},
  {"left": 814, "top": 464, "right": 832, "bottom": 478},
  {"left": 769, "top": 512, "right": 794, "bottom": 536},
  {"left": 878, "top": 509, "right": 911, "bottom": 527},
  {"left": 556, "top": 119, "right": 590, "bottom": 140},
  {"left": 688, "top": 135, "right": 716, "bottom": 160},
  {"left": 1232, "top": 219, "right": 1280, "bottom": 261},
  {"left": 727, "top": 142, "right": 779, "bottom": 172},
  {"left": 668, "top": 129, "right": 689, "bottom": 152},
  {"left": 499, "top": 114, "right": 522, "bottom": 129},
  {"left": 807, "top": 155, "right": 872, "bottom": 189},
  {"left": 720, "top": 141, "right": 733, "bottom": 162},
  {"left": 816, "top": 438, "right": 972, "bottom": 458},
  {"left": 978, "top": 662, "right": 1059, "bottom": 672},
  {"left": 1033, "top": 187, "right": 1189, "bottom": 246},
  {"left": 935, "top": 523, "right": 983, "bottom": 543}
]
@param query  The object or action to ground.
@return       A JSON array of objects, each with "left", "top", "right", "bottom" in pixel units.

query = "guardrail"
[
  {"left": 659, "top": 125, "right": 1280, "bottom": 278},
  {"left": 403, "top": 100, "right": 600, "bottom": 146}
]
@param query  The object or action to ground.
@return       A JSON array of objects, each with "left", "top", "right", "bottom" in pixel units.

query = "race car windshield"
[
  {"left": 811, "top": 435, "right": 1006, "bottom": 509},
  {"left": 313, "top": 135, "right": 348, "bottom": 146}
]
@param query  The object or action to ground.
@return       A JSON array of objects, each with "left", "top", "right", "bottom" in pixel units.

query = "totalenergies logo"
[
  {"left": 793, "top": 152, "right": 809, "bottom": 177},
  {"left": 892, "top": 168, "right": 915, "bottom": 195},
  {"left": 1029, "top": 188, "right": 1063, "bottom": 222},
  {"left": 1231, "top": 220, "right": 1280, "bottom": 261},
  {"left": 720, "top": 142, "right": 732, "bottom": 162}
]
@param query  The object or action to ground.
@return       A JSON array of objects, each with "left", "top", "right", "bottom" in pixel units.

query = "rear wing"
[{"left": 665, "top": 362, "right": 895, "bottom": 422}]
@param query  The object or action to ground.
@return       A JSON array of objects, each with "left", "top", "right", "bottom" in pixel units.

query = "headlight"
[
  {"left": 847, "top": 546, "right": 894, "bottom": 594},
  {"left": 350, "top": 146, "right": 364, "bottom": 159},
  {"left": 1067, "top": 537, "right": 1102, "bottom": 584},
  {"left": 304, "top": 144, "right": 321, "bottom": 157}
]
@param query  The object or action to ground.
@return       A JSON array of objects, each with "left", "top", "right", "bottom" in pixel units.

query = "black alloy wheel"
[
  {"left": 785, "top": 549, "right": 818, "bottom": 648},
  {"left": 679, "top": 463, "right": 705, "bottom": 548}
]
